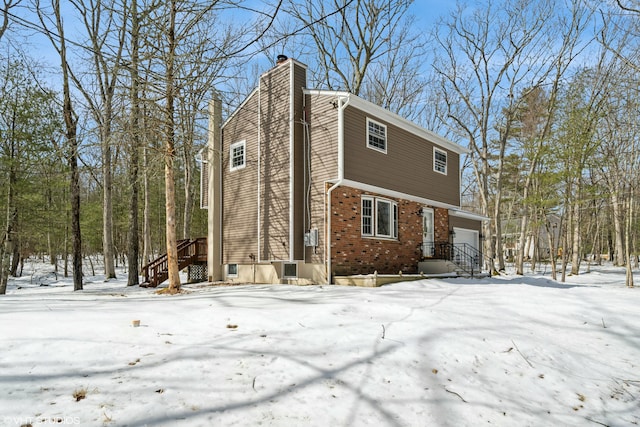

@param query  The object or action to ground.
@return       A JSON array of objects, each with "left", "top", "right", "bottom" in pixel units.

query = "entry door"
[{"left": 422, "top": 208, "right": 434, "bottom": 257}]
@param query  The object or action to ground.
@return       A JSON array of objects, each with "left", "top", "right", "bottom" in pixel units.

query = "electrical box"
[{"left": 304, "top": 228, "right": 318, "bottom": 247}]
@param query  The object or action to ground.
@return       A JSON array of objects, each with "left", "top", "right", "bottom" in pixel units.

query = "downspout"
[
  {"left": 257, "top": 77, "right": 262, "bottom": 262},
  {"left": 326, "top": 95, "right": 349, "bottom": 284},
  {"left": 289, "top": 60, "right": 295, "bottom": 261}
]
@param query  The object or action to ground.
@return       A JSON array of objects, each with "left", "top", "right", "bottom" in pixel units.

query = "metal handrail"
[{"left": 421, "top": 241, "right": 487, "bottom": 277}]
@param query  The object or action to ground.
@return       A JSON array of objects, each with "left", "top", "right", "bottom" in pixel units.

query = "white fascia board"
[
  {"left": 222, "top": 87, "right": 258, "bottom": 129},
  {"left": 335, "top": 178, "right": 461, "bottom": 211},
  {"left": 449, "top": 209, "right": 490, "bottom": 222},
  {"left": 303, "top": 89, "right": 468, "bottom": 155}
]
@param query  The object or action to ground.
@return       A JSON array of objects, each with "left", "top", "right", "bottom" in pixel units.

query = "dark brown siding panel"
[
  {"left": 343, "top": 106, "right": 460, "bottom": 206},
  {"left": 292, "top": 63, "right": 307, "bottom": 260},
  {"left": 450, "top": 216, "right": 482, "bottom": 232}
]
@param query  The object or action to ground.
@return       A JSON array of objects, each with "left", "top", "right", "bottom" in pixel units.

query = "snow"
[{"left": 1, "top": 261, "right": 638, "bottom": 427}]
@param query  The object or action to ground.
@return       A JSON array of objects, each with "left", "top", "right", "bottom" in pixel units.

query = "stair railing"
[
  {"left": 142, "top": 238, "right": 206, "bottom": 287},
  {"left": 422, "top": 241, "right": 486, "bottom": 277}
]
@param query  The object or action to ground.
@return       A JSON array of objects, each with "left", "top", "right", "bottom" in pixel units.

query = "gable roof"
[{"left": 303, "top": 89, "right": 469, "bottom": 155}]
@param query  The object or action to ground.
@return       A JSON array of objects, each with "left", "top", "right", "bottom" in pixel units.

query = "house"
[{"left": 202, "top": 56, "right": 485, "bottom": 285}]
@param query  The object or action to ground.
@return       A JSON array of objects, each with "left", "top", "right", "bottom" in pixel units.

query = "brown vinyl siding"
[
  {"left": 259, "top": 63, "right": 292, "bottom": 261},
  {"left": 450, "top": 216, "right": 482, "bottom": 232},
  {"left": 222, "top": 60, "right": 309, "bottom": 264},
  {"left": 343, "top": 107, "right": 460, "bottom": 206},
  {"left": 222, "top": 94, "right": 259, "bottom": 264},
  {"left": 305, "top": 93, "right": 340, "bottom": 264}
]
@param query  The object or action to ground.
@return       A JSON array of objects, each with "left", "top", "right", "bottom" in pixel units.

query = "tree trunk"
[
  {"left": 143, "top": 145, "right": 152, "bottom": 265},
  {"left": 0, "top": 191, "right": 16, "bottom": 295},
  {"left": 570, "top": 201, "right": 581, "bottom": 275},
  {"left": 625, "top": 193, "right": 634, "bottom": 287},
  {"left": 127, "top": 0, "right": 140, "bottom": 286},
  {"left": 182, "top": 152, "right": 192, "bottom": 240},
  {"left": 609, "top": 188, "right": 625, "bottom": 266},
  {"left": 102, "top": 125, "right": 116, "bottom": 279},
  {"left": 57, "top": 3, "right": 83, "bottom": 291},
  {"left": 164, "top": 0, "right": 180, "bottom": 292}
]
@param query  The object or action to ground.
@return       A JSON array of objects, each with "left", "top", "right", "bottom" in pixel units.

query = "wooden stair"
[{"left": 141, "top": 238, "right": 207, "bottom": 287}]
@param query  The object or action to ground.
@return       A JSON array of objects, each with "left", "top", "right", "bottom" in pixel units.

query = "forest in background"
[{"left": 0, "top": 0, "right": 639, "bottom": 292}]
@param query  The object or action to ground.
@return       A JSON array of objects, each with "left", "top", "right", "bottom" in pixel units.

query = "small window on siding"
[
  {"left": 283, "top": 262, "right": 298, "bottom": 278},
  {"left": 230, "top": 141, "right": 246, "bottom": 171},
  {"left": 434, "top": 148, "right": 447, "bottom": 175},
  {"left": 227, "top": 264, "right": 238, "bottom": 277},
  {"left": 367, "top": 118, "right": 387, "bottom": 153}
]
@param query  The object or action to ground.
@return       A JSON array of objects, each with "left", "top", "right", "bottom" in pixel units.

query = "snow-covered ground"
[{"left": 1, "top": 260, "right": 638, "bottom": 427}]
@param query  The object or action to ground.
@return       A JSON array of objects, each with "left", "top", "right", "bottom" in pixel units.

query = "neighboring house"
[{"left": 202, "top": 56, "right": 485, "bottom": 285}]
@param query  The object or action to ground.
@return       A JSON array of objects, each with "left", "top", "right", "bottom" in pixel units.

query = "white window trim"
[
  {"left": 434, "top": 147, "right": 447, "bottom": 175},
  {"left": 282, "top": 262, "right": 298, "bottom": 279},
  {"left": 362, "top": 197, "right": 374, "bottom": 237},
  {"left": 230, "top": 140, "right": 246, "bottom": 171},
  {"left": 227, "top": 263, "right": 238, "bottom": 277},
  {"left": 366, "top": 118, "right": 387, "bottom": 154},
  {"left": 361, "top": 196, "right": 398, "bottom": 239}
]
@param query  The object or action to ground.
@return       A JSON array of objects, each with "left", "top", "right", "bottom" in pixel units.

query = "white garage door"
[
  {"left": 453, "top": 227, "right": 480, "bottom": 269},
  {"left": 453, "top": 227, "right": 478, "bottom": 250}
]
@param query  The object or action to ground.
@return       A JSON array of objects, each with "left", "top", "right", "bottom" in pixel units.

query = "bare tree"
[
  {"left": 432, "top": 0, "right": 571, "bottom": 274},
  {"left": 283, "top": 0, "right": 427, "bottom": 120},
  {"left": 67, "top": 0, "right": 129, "bottom": 280},
  {"left": 511, "top": 2, "right": 592, "bottom": 275},
  {"left": 126, "top": 0, "right": 142, "bottom": 286},
  {"left": 0, "top": 0, "right": 20, "bottom": 41},
  {"left": 36, "top": 0, "right": 83, "bottom": 290}
]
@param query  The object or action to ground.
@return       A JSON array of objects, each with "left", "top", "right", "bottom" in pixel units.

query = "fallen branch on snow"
[
  {"left": 511, "top": 339, "right": 534, "bottom": 368},
  {"left": 444, "top": 387, "right": 467, "bottom": 403}
]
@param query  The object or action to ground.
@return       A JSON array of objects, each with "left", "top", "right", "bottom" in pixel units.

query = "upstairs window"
[
  {"left": 362, "top": 196, "right": 398, "bottom": 239},
  {"left": 367, "top": 118, "right": 387, "bottom": 153},
  {"left": 230, "top": 140, "right": 246, "bottom": 171},
  {"left": 434, "top": 147, "right": 447, "bottom": 175}
]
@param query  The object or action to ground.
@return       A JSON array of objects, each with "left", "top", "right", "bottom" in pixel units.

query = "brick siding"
[{"left": 330, "top": 186, "right": 425, "bottom": 276}]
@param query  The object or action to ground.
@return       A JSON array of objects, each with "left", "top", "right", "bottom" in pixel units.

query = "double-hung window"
[
  {"left": 362, "top": 196, "right": 398, "bottom": 239},
  {"left": 367, "top": 118, "right": 387, "bottom": 153},
  {"left": 230, "top": 140, "right": 246, "bottom": 171},
  {"left": 434, "top": 147, "right": 447, "bottom": 175}
]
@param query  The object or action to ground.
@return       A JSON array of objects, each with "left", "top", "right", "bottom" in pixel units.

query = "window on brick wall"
[{"left": 362, "top": 196, "right": 398, "bottom": 239}]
